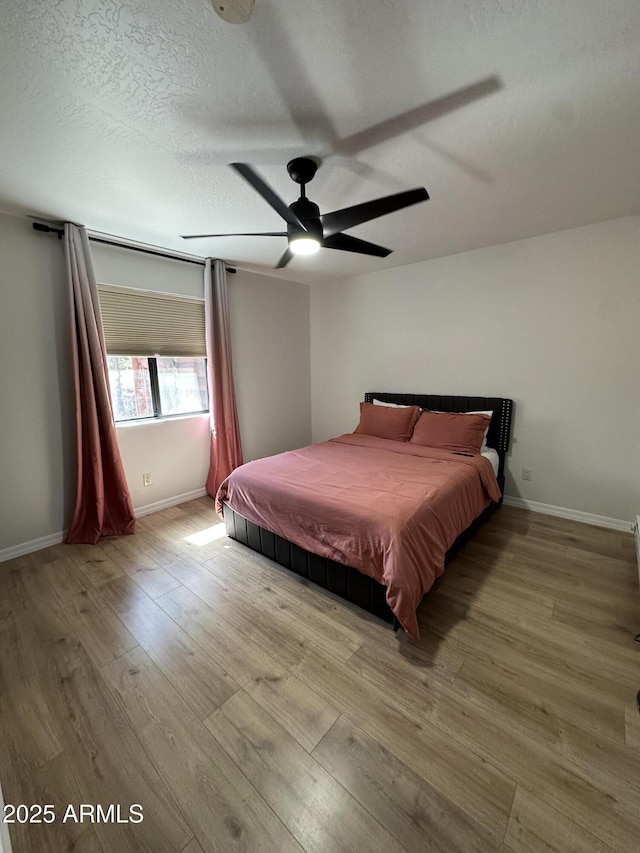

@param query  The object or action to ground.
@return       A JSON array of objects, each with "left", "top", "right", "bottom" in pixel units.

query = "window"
[
  {"left": 108, "top": 356, "right": 153, "bottom": 421},
  {"left": 107, "top": 356, "right": 208, "bottom": 422},
  {"left": 99, "top": 284, "right": 209, "bottom": 423},
  {"left": 156, "top": 357, "right": 208, "bottom": 416}
]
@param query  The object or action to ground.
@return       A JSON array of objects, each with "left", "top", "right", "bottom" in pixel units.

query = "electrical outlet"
[
  {"left": 522, "top": 467, "right": 533, "bottom": 481},
  {"left": 143, "top": 472, "right": 152, "bottom": 487}
]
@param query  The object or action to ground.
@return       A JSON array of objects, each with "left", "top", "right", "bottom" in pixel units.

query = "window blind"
[{"left": 98, "top": 284, "right": 206, "bottom": 357}]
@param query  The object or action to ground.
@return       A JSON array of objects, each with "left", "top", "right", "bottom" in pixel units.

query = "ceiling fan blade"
[
  {"left": 275, "top": 247, "right": 294, "bottom": 269},
  {"left": 231, "top": 163, "right": 306, "bottom": 232},
  {"left": 181, "top": 231, "right": 287, "bottom": 239},
  {"left": 332, "top": 77, "right": 502, "bottom": 157},
  {"left": 322, "top": 233, "right": 391, "bottom": 258},
  {"left": 321, "top": 187, "right": 429, "bottom": 238}
]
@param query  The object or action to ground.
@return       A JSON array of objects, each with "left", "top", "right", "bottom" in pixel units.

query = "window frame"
[{"left": 108, "top": 354, "right": 210, "bottom": 424}]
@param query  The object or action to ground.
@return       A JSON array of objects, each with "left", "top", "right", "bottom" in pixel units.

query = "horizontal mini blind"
[{"left": 98, "top": 284, "right": 206, "bottom": 357}]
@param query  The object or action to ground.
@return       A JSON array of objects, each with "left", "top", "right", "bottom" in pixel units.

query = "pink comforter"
[{"left": 216, "top": 434, "right": 501, "bottom": 638}]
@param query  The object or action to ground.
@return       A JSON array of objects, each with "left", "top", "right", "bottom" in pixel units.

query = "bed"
[{"left": 219, "top": 392, "right": 513, "bottom": 635}]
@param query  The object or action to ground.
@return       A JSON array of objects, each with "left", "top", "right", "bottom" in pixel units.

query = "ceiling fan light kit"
[
  {"left": 290, "top": 237, "right": 320, "bottom": 256},
  {"left": 211, "top": 0, "right": 254, "bottom": 25},
  {"left": 182, "top": 156, "right": 429, "bottom": 268}
]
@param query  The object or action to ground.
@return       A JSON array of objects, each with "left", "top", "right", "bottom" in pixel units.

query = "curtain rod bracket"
[{"left": 33, "top": 222, "right": 63, "bottom": 239}]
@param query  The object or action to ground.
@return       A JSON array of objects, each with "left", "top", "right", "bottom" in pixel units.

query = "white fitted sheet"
[{"left": 482, "top": 447, "right": 500, "bottom": 477}]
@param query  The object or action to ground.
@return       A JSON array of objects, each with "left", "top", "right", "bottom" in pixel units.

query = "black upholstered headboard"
[{"left": 364, "top": 392, "right": 513, "bottom": 480}]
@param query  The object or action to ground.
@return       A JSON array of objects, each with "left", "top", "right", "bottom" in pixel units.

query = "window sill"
[{"left": 115, "top": 412, "right": 209, "bottom": 428}]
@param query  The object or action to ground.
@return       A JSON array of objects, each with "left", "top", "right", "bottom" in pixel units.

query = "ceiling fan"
[{"left": 181, "top": 158, "right": 429, "bottom": 268}]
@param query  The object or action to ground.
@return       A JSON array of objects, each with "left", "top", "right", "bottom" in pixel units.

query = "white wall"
[
  {"left": 0, "top": 216, "right": 311, "bottom": 554},
  {"left": 91, "top": 242, "right": 204, "bottom": 297},
  {"left": 0, "top": 213, "right": 75, "bottom": 550},
  {"left": 310, "top": 216, "right": 640, "bottom": 523},
  {"left": 229, "top": 270, "right": 311, "bottom": 462}
]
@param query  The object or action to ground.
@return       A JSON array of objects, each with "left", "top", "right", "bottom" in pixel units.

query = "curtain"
[
  {"left": 64, "top": 224, "right": 136, "bottom": 544},
  {"left": 205, "top": 258, "right": 243, "bottom": 500}
]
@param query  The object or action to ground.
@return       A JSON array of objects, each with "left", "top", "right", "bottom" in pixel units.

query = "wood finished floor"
[{"left": 0, "top": 500, "right": 638, "bottom": 852}]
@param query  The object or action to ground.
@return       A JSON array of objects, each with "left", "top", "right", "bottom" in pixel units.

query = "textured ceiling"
[{"left": 1, "top": 0, "right": 639, "bottom": 283}]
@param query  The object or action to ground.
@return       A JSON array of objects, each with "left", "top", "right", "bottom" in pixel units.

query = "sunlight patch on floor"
[{"left": 183, "top": 523, "right": 227, "bottom": 546}]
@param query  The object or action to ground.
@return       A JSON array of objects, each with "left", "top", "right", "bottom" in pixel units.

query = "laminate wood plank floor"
[{"left": 0, "top": 500, "right": 638, "bottom": 852}]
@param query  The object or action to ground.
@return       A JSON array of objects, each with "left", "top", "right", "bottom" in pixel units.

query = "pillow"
[
  {"left": 410, "top": 409, "right": 491, "bottom": 454},
  {"left": 355, "top": 402, "right": 420, "bottom": 442},
  {"left": 372, "top": 398, "right": 411, "bottom": 408},
  {"left": 432, "top": 408, "right": 493, "bottom": 449},
  {"left": 467, "top": 410, "right": 493, "bottom": 449}
]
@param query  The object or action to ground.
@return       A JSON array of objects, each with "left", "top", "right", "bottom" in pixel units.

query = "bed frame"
[{"left": 224, "top": 392, "right": 513, "bottom": 627}]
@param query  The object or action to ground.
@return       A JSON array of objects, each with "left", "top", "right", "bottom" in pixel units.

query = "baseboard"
[
  {"left": 503, "top": 495, "right": 634, "bottom": 532},
  {"left": 0, "top": 530, "right": 66, "bottom": 563},
  {"left": 0, "top": 488, "right": 210, "bottom": 563},
  {"left": 134, "top": 487, "right": 209, "bottom": 518}
]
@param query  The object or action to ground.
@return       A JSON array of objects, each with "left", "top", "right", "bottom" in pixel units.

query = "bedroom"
[{"left": 1, "top": 1, "right": 639, "bottom": 852}]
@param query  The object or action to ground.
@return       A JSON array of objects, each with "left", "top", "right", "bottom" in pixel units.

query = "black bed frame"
[{"left": 224, "top": 392, "right": 513, "bottom": 627}]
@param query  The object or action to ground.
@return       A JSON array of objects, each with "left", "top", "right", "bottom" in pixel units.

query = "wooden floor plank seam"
[
  {"left": 205, "top": 690, "right": 413, "bottom": 853},
  {"left": 99, "top": 645, "right": 304, "bottom": 852}
]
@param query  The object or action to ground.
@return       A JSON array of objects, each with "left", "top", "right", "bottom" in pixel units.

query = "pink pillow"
[
  {"left": 354, "top": 402, "right": 420, "bottom": 442},
  {"left": 410, "top": 410, "right": 491, "bottom": 454}
]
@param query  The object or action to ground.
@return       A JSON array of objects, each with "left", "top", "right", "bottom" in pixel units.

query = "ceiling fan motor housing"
[{"left": 288, "top": 198, "right": 322, "bottom": 241}]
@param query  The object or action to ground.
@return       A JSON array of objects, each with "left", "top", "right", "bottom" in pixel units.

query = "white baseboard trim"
[
  {"left": 134, "top": 487, "right": 209, "bottom": 519},
  {"left": 0, "top": 530, "right": 66, "bottom": 563},
  {"left": 0, "top": 488, "right": 210, "bottom": 563},
  {"left": 503, "top": 495, "right": 634, "bottom": 532}
]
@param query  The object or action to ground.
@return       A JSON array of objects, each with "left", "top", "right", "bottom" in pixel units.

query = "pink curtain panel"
[
  {"left": 64, "top": 223, "right": 135, "bottom": 544},
  {"left": 204, "top": 258, "right": 243, "bottom": 501}
]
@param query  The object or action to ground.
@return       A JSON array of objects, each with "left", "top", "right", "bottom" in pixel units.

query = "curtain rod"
[{"left": 31, "top": 222, "right": 236, "bottom": 273}]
